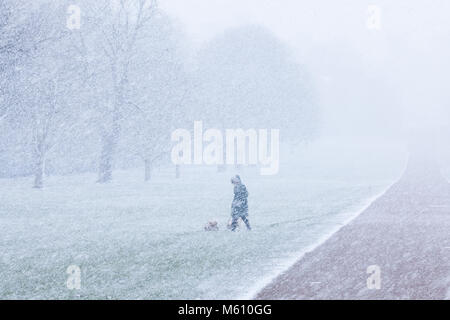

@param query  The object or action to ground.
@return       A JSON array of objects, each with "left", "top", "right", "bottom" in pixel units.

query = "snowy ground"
[
  {"left": 256, "top": 161, "right": 450, "bottom": 299},
  {"left": 0, "top": 141, "right": 405, "bottom": 299}
]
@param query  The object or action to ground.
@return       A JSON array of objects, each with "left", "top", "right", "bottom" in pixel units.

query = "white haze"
[{"left": 162, "top": 0, "right": 450, "bottom": 142}]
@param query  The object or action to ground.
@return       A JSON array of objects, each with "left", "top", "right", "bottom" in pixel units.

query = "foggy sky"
[{"left": 162, "top": 0, "right": 450, "bottom": 140}]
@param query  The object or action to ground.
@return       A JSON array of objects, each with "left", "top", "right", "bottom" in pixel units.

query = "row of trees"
[{"left": 0, "top": 0, "right": 318, "bottom": 188}]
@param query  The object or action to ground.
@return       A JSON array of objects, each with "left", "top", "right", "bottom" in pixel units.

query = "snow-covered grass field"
[
  {"left": 0, "top": 141, "right": 406, "bottom": 299},
  {"left": 0, "top": 172, "right": 394, "bottom": 299}
]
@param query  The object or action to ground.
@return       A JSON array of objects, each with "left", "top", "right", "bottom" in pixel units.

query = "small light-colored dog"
[{"left": 204, "top": 221, "right": 219, "bottom": 231}]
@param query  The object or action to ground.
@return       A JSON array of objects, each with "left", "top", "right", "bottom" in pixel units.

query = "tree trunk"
[
  {"left": 98, "top": 133, "right": 115, "bottom": 183},
  {"left": 98, "top": 75, "right": 124, "bottom": 183},
  {"left": 33, "top": 153, "right": 45, "bottom": 189},
  {"left": 217, "top": 145, "right": 226, "bottom": 172},
  {"left": 144, "top": 159, "right": 152, "bottom": 182},
  {"left": 97, "top": 113, "right": 121, "bottom": 184},
  {"left": 175, "top": 164, "right": 180, "bottom": 179}
]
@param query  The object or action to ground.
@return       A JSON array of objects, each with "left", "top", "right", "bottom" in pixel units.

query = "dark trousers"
[{"left": 231, "top": 214, "right": 251, "bottom": 231}]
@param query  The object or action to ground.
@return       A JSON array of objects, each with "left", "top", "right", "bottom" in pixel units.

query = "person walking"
[{"left": 230, "top": 175, "right": 251, "bottom": 231}]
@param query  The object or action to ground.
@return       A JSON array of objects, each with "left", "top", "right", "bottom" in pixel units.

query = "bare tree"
[
  {"left": 0, "top": 0, "right": 38, "bottom": 125},
  {"left": 122, "top": 11, "right": 189, "bottom": 181},
  {"left": 10, "top": 2, "right": 87, "bottom": 188},
  {"left": 195, "top": 25, "right": 318, "bottom": 147},
  {"left": 79, "top": 0, "right": 157, "bottom": 183}
]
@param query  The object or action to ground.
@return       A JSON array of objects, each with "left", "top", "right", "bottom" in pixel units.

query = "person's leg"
[
  {"left": 231, "top": 215, "right": 239, "bottom": 231},
  {"left": 241, "top": 215, "right": 251, "bottom": 230}
]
